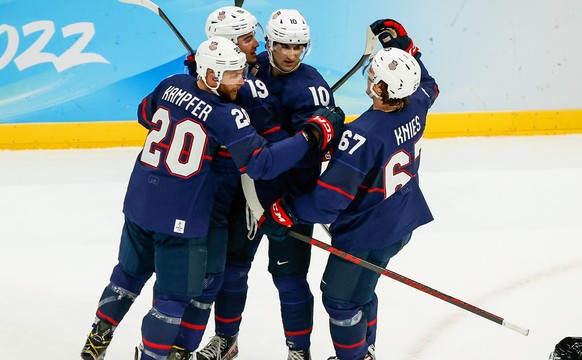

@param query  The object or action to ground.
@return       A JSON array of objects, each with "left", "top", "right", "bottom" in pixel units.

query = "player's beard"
[{"left": 217, "top": 84, "right": 240, "bottom": 101}]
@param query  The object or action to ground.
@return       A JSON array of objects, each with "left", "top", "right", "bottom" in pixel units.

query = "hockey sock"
[
  {"left": 173, "top": 299, "right": 213, "bottom": 351},
  {"left": 140, "top": 295, "right": 190, "bottom": 359},
  {"left": 323, "top": 295, "right": 368, "bottom": 360},
  {"left": 95, "top": 264, "right": 150, "bottom": 326},
  {"left": 362, "top": 294, "right": 378, "bottom": 346},
  {"left": 273, "top": 275, "right": 314, "bottom": 350},
  {"left": 214, "top": 263, "right": 250, "bottom": 337},
  {"left": 173, "top": 273, "right": 224, "bottom": 351}
]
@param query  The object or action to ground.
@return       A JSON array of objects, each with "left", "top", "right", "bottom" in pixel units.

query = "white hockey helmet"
[
  {"left": 205, "top": 6, "right": 258, "bottom": 44},
  {"left": 266, "top": 9, "right": 310, "bottom": 45},
  {"left": 369, "top": 47, "right": 420, "bottom": 99},
  {"left": 195, "top": 36, "right": 246, "bottom": 91}
]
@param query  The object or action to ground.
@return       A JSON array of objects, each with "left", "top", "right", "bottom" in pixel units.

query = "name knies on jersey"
[
  {"left": 394, "top": 115, "right": 421, "bottom": 146},
  {"left": 161, "top": 85, "right": 213, "bottom": 122}
]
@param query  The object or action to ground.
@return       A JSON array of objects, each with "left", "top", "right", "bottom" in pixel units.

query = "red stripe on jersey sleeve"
[{"left": 317, "top": 180, "right": 355, "bottom": 200}]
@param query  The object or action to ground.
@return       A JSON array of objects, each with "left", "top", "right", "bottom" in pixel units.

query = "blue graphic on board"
[{"left": 1, "top": 0, "right": 421, "bottom": 124}]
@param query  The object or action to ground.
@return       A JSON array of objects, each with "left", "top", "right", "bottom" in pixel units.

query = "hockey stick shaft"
[
  {"left": 288, "top": 229, "right": 529, "bottom": 336},
  {"left": 331, "top": 26, "right": 377, "bottom": 92},
  {"left": 118, "top": 0, "right": 195, "bottom": 55},
  {"left": 323, "top": 26, "right": 378, "bottom": 236},
  {"left": 320, "top": 25, "right": 377, "bottom": 236}
]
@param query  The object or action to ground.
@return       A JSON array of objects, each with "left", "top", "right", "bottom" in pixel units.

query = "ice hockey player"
[
  {"left": 259, "top": 19, "right": 439, "bottom": 360},
  {"left": 79, "top": 35, "right": 344, "bottom": 360},
  {"left": 168, "top": 5, "right": 322, "bottom": 360},
  {"left": 189, "top": 8, "right": 338, "bottom": 360}
]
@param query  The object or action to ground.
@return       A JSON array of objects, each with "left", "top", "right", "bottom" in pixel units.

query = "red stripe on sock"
[
  {"left": 284, "top": 327, "right": 312, "bottom": 336},
  {"left": 179, "top": 321, "right": 206, "bottom": 330},
  {"left": 215, "top": 315, "right": 242, "bottom": 323},
  {"left": 142, "top": 338, "right": 172, "bottom": 350},
  {"left": 96, "top": 310, "right": 119, "bottom": 326},
  {"left": 333, "top": 338, "right": 366, "bottom": 349}
]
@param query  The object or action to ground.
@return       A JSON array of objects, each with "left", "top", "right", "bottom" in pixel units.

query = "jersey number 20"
[{"left": 140, "top": 108, "right": 207, "bottom": 178}]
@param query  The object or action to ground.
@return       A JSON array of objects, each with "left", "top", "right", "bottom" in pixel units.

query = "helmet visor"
[
  {"left": 360, "top": 51, "right": 378, "bottom": 80},
  {"left": 220, "top": 67, "right": 248, "bottom": 85},
  {"left": 273, "top": 42, "right": 306, "bottom": 56}
]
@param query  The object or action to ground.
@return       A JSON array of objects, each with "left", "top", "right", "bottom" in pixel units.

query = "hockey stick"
[
  {"left": 331, "top": 26, "right": 377, "bottom": 92},
  {"left": 287, "top": 229, "right": 530, "bottom": 336},
  {"left": 241, "top": 174, "right": 529, "bottom": 336},
  {"left": 118, "top": 0, "right": 195, "bottom": 55}
]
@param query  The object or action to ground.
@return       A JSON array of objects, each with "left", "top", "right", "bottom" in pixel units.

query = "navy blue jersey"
[
  {"left": 211, "top": 72, "right": 290, "bottom": 178},
  {"left": 123, "top": 74, "right": 312, "bottom": 237},
  {"left": 291, "top": 58, "right": 439, "bottom": 252},
  {"left": 238, "top": 70, "right": 291, "bottom": 142},
  {"left": 186, "top": 56, "right": 287, "bottom": 142},
  {"left": 253, "top": 52, "right": 336, "bottom": 203},
  {"left": 254, "top": 52, "right": 335, "bottom": 134}
]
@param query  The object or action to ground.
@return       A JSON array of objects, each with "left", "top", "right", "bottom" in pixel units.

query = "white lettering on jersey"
[
  {"left": 161, "top": 85, "right": 213, "bottom": 122},
  {"left": 338, "top": 130, "right": 367, "bottom": 155},
  {"left": 232, "top": 107, "right": 251, "bottom": 129},
  {"left": 394, "top": 116, "right": 421, "bottom": 146}
]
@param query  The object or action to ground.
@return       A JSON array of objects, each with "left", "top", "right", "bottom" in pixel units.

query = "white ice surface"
[{"left": 1, "top": 135, "right": 581, "bottom": 359}]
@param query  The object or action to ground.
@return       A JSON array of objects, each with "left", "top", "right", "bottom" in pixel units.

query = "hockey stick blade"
[
  {"left": 118, "top": 0, "right": 195, "bottom": 55},
  {"left": 241, "top": 174, "right": 265, "bottom": 215},
  {"left": 287, "top": 229, "right": 530, "bottom": 336},
  {"left": 119, "top": 0, "right": 159, "bottom": 14},
  {"left": 331, "top": 26, "right": 377, "bottom": 92}
]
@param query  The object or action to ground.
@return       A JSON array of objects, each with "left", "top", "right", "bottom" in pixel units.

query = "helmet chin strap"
[
  {"left": 367, "top": 82, "right": 381, "bottom": 99},
  {"left": 200, "top": 74, "right": 220, "bottom": 96}
]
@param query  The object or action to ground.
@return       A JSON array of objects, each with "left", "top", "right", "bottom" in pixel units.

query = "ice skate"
[
  {"left": 196, "top": 334, "right": 238, "bottom": 360},
  {"left": 326, "top": 346, "right": 374, "bottom": 360},
  {"left": 80, "top": 320, "right": 114, "bottom": 360},
  {"left": 288, "top": 349, "right": 311, "bottom": 360},
  {"left": 367, "top": 344, "right": 375, "bottom": 360},
  {"left": 167, "top": 345, "right": 193, "bottom": 360}
]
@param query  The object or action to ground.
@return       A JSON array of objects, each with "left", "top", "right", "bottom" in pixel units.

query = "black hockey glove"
[
  {"left": 370, "top": 19, "right": 420, "bottom": 58},
  {"left": 550, "top": 337, "right": 582, "bottom": 360},
  {"left": 258, "top": 197, "right": 298, "bottom": 242},
  {"left": 302, "top": 106, "right": 345, "bottom": 152}
]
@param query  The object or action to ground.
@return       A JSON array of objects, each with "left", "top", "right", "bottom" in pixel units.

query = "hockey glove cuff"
[
  {"left": 184, "top": 54, "right": 197, "bottom": 77},
  {"left": 302, "top": 106, "right": 345, "bottom": 151},
  {"left": 370, "top": 19, "right": 420, "bottom": 58},
  {"left": 258, "top": 197, "right": 298, "bottom": 242}
]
